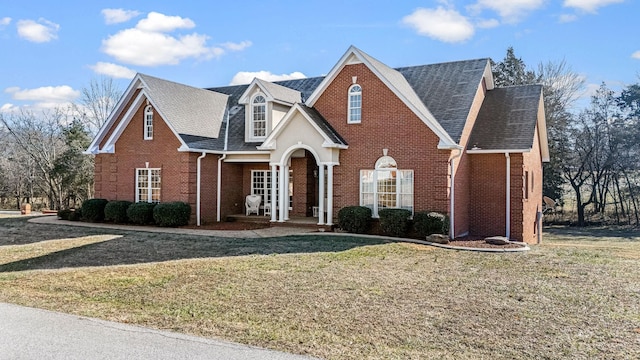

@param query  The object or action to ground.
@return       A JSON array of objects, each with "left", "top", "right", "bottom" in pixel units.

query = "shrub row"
[
  {"left": 58, "top": 199, "right": 192, "bottom": 227},
  {"left": 338, "top": 206, "right": 449, "bottom": 238}
]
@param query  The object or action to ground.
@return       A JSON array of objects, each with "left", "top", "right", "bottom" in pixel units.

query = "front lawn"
[{"left": 0, "top": 217, "right": 638, "bottom": 359}]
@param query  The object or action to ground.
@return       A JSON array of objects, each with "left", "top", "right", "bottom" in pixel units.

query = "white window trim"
[
  {"left": 144, "top": 105, "right": 153, "bottom": 140},
  {"left": 347, "top": 84, "right": 362, "bottom": 124},
  {"left": 136, "top": 168, "right": 161, "bottom": 203},
  {"left": 249, "top": 94, "right": 267, "bottom": 141},
  {"left": 251, "top": 169, "right": 291, "bottom": 210},
  {"left": 359, "top": 156, "right": 413, "bottom": 217}
]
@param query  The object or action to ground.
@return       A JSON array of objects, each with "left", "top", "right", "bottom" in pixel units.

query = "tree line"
[
  {"left": 0, "top": 78, "right": 120, "bottom": 211},
  {"left": 492, "top": 48, "right": 640, "bottom": 226}
]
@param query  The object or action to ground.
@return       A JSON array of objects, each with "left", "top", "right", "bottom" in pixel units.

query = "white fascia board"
[
  {"left": 466, "top": 149, "right": 530, "bottom": 154},
  {"left": 86, "top": 74, "right": 143, "bottom": 152},
  {"left": 322, "top": 141, "right": 348, "bottom": 149},
  {"left": 238, "top": 79, "right": 274, "bottom": 104},
  {"left": 306, "top": 46, "right": 456, "bottom": 147},
  {"left": 437, "top": 141, "right": 463, "bottom": 150},
  {"left": 102, "top": 90, "right": 189, "bottom": 153},
  {"left": 305, "top": 45, "right": 358, "bottom": 107}
]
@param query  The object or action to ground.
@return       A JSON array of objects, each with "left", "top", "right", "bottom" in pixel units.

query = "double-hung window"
[
  {"left": 144, "top": 105, "right": 153, "bottom": 140},
  {"left": 251, "top": 95, "right": 267, "bottom": 138},
  {"left": 348, "top": 84, "right": 362, "bottom": 123},
  {"left": 360, "top": 156, "right": 413, "bottom": 217},
  {"left": 136, "top": 168, "right": 161, "bottom": 203}
]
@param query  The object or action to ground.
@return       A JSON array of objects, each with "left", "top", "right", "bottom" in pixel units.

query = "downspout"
[
  {"left": 505, "top": 152, "right": 511, "bottom": 239},
  {"left": 216, "top": 154, "right": 226, "bottom": 222},
  {"left": 449, "top": 148, "right": 463, "bottom": 239},
  {"left": 196, "top": 152, "right": 206, "bottom": 226},
  {"left": 216, "top": 105, "right": 231, "bottom": 222}
]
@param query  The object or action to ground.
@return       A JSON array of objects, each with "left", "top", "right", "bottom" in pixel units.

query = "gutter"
[
  {"left": 449, "top": 147, "right": 463, "bottom": 239},
  {"left": 505, "top": 152, "right": 511, "bottom": 239},
  {"left": 196, "top": 152, "right": 206, "bottom": 226}
]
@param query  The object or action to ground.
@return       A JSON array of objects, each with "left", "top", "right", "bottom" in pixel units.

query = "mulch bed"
[{"left": 447, "top": 239, "right": 526, "bottom": 249}]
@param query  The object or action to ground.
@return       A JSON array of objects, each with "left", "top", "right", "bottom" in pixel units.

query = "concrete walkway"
[
  {"left": 0, "top": 302, "right": 318, "bottom": 360},
  {"left": 28, "top": 214, "right": 315, "bottom": 238}
]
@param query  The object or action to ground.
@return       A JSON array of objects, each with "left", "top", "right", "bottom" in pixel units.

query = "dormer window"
[
  {"left": 348, "top": 84, "right": 362, "bottom": 124},
  {"left": 144, "top": 105, "right": 153, "bottom": 140},
  {"left": 252, "top": 95, "right": 267, "bottom": 138}
]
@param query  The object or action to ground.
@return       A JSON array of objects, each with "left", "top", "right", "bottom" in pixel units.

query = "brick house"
[{"left": 86, "top": 46, "right": 549, "bottom": 243}]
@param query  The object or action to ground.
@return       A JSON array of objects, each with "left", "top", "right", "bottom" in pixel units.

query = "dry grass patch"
[{"left": 0, "top": 218, "right": 638, "bottom": 359}]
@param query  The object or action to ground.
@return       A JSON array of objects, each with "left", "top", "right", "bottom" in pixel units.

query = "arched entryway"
[{"left": 269, "top": 144, "right": 337, "bottom": 225}]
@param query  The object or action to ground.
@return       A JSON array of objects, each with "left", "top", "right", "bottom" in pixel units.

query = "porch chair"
[
  {"left": 245, "top": 194, "right": 261, "bottom": 216},
  {"left": 263, "top": 203, "right": 271, "bottom": 216}
]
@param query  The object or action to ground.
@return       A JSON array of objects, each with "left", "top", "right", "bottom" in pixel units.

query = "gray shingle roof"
[
  {"left": 397, "top": 59, "right": 490, "bottom": 144},
  {"left": 139, "top": 74, "right": 228, "bottom": 139},
  {"left": 257, "top": 79, "right": 301, "bottom": 104},
  {"left": 144, "top": 56, "right": 537, "bottom": 154},
  {"left": 298, "top": 105, "right": 347, "bottom": 146},
  {"left": 467, "top": 85, "right": 543, "bottom": 151}
]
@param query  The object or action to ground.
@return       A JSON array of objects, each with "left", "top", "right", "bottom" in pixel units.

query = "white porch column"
[
  {"left": 278, "top": 164, "right": 287, "bottom": 223},
  {"left": 505, "top": 152, "right": 511, "bottom": 239},
  {"left": 318, "top": 164, "right": 325, "bottom": 225},
  {"left": 284, "top": 165, "right": 290, "bottom": 221},
  {"left": 326, "top": 164, "right": 334, "bottom": 226},
  {"left": 270, "top": 164, "right": 278, "bottom": 222}
]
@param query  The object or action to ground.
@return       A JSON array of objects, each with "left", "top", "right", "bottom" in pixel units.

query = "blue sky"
[{"left": 1, "top": 0, "right": 638, "bottom": 113}]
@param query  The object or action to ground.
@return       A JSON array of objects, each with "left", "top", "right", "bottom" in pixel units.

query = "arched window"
[
  {"left": 252, "top": 95, "right": 267, "bottom": 138},
  {"left": 144, "top": 105, "right": 153, "bottom": 140},
  {"left": 348, "top": 84, "right": 362, "bottom": 124},
  {"left": 360, "top": 155, "right": 413, "bottom": 217}
]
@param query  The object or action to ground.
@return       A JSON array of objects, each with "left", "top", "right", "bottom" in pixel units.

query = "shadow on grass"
[
  {"left": 0, "top": 218, "right": 390, "bottom": 272},
  {"left": 544, "top": 225, "right": 640, "bottom": 240},
  {"left": 0, "top": 217, "right": 113, "bottom": 246}
]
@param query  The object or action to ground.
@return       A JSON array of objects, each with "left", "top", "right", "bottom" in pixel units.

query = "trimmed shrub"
[
  {"left": 126, "top": 202, "right": 157, "bottom": 225},
  {"left": 378, "top": 208, "right": 412, "bottom": 237},
  {"left": 413, "top": 211, "right": 449, "bottom": 237},
  {"left": 104, "top": 200, "right": 132, "bottom": 224},
  {"left": 338, "top": 206, "right": 372, "bottom": 234},
  {"left": 80, "top": 198, "right": 109, "bottom": 222},
  {"left": 68, "top": 209, "right": 82, "bottom": 221},
  {"left": 153, "top": 202, "right": 191, "bottom": 227},
  {"left": 57, "top": 209, "right": 72, "bottom": 220}
]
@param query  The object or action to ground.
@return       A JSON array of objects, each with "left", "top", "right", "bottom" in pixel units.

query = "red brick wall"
[
  {"left": 521, "top": 126, "right": 544, "bottom": 244},
  {"left": 313, "top": 63, "right": 451, "bottom": 220},
  {"left": 469, "top": 151, "right": 541, "bottom": 243},
  {"left": 219, "top": 162, "right": 244, "bottom": 219},
  {"left": 469, "top": 153, "right": 507, "bottom": 238},
  {"left": 94, "top": 97, "right": 197, "bottom": 220}
]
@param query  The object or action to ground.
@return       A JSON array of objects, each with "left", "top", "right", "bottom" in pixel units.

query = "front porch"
[{"left": 226, "top": 213, "right": 334, "bottom": 231}]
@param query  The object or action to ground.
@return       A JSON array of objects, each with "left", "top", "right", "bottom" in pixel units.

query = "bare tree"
[{"left": 73, "top": 77, "right": 122, "bottom": 136}]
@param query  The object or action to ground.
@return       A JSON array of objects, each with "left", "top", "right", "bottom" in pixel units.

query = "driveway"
[{"left": 0, "top": 302, "right": 319, "bottom": 360}]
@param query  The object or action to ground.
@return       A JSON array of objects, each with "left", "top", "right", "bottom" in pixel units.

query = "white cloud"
[
  {"left": 230, "top": 71, "right": 306, "bottom": 86},
  {"left": 402, "top": 7, "right": 474, "bottom": 43},
  {"left": 632, "top": 51, "right": 640, "bottom": 60},
  {"left": 101, "top": 8, "right": 141, "bottom": 24},
  {"left": 5, "top": 85, "right": 80, "bottom": 104},
  {"left": 0, "top": 17, "right": 11, "bottom": 26},
  {"left": 222, "top": 41, "right": 253, "bottom": 52},
  {"left": 1, "top": 103, "right": 16, "bottom": 112},
  {"left": 89, "top": 62, "right": 137, "bottom": 79},
  {"left": 136, "top": 12, "right": 195, "bottom": 32},
  {"left": 563, "top": 0, "right": 624, "bottom": 13},
  {"left": 469, "top": 0, "right": 546, "bottom": 23},
  {"left": 16, "top": 18, "right": 59, "bottom": 43},
  {"left": 101, "top": 11, "right": 246, "bottom": 67},
  {"left": 476, "top": 18, "right": 500, "bottom": 28}
]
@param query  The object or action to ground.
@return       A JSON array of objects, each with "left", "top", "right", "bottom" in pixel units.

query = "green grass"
[{"left": 0, "top": 217, "right": 638, "bottom": 359}]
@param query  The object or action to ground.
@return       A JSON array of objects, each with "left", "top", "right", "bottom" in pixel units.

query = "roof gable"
[
  {"left": 238, "top": 78, "right": 301, "bottom": 105},
  {"left": 259, "top": 103, "right": 347, "bottom": 151},
  {"left": 87, "top": 73, "right": 229, "bottom": 154},
  {"left": 467, "top": 85, "right": 549, "bottom": 161},
  {"left": 305, "top": 45, "right": 458, "bottom": 148}
]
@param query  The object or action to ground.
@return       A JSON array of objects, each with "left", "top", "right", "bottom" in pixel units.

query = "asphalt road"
[{"left": 0, "top": 302, "right": 319, "bottom": 360}]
